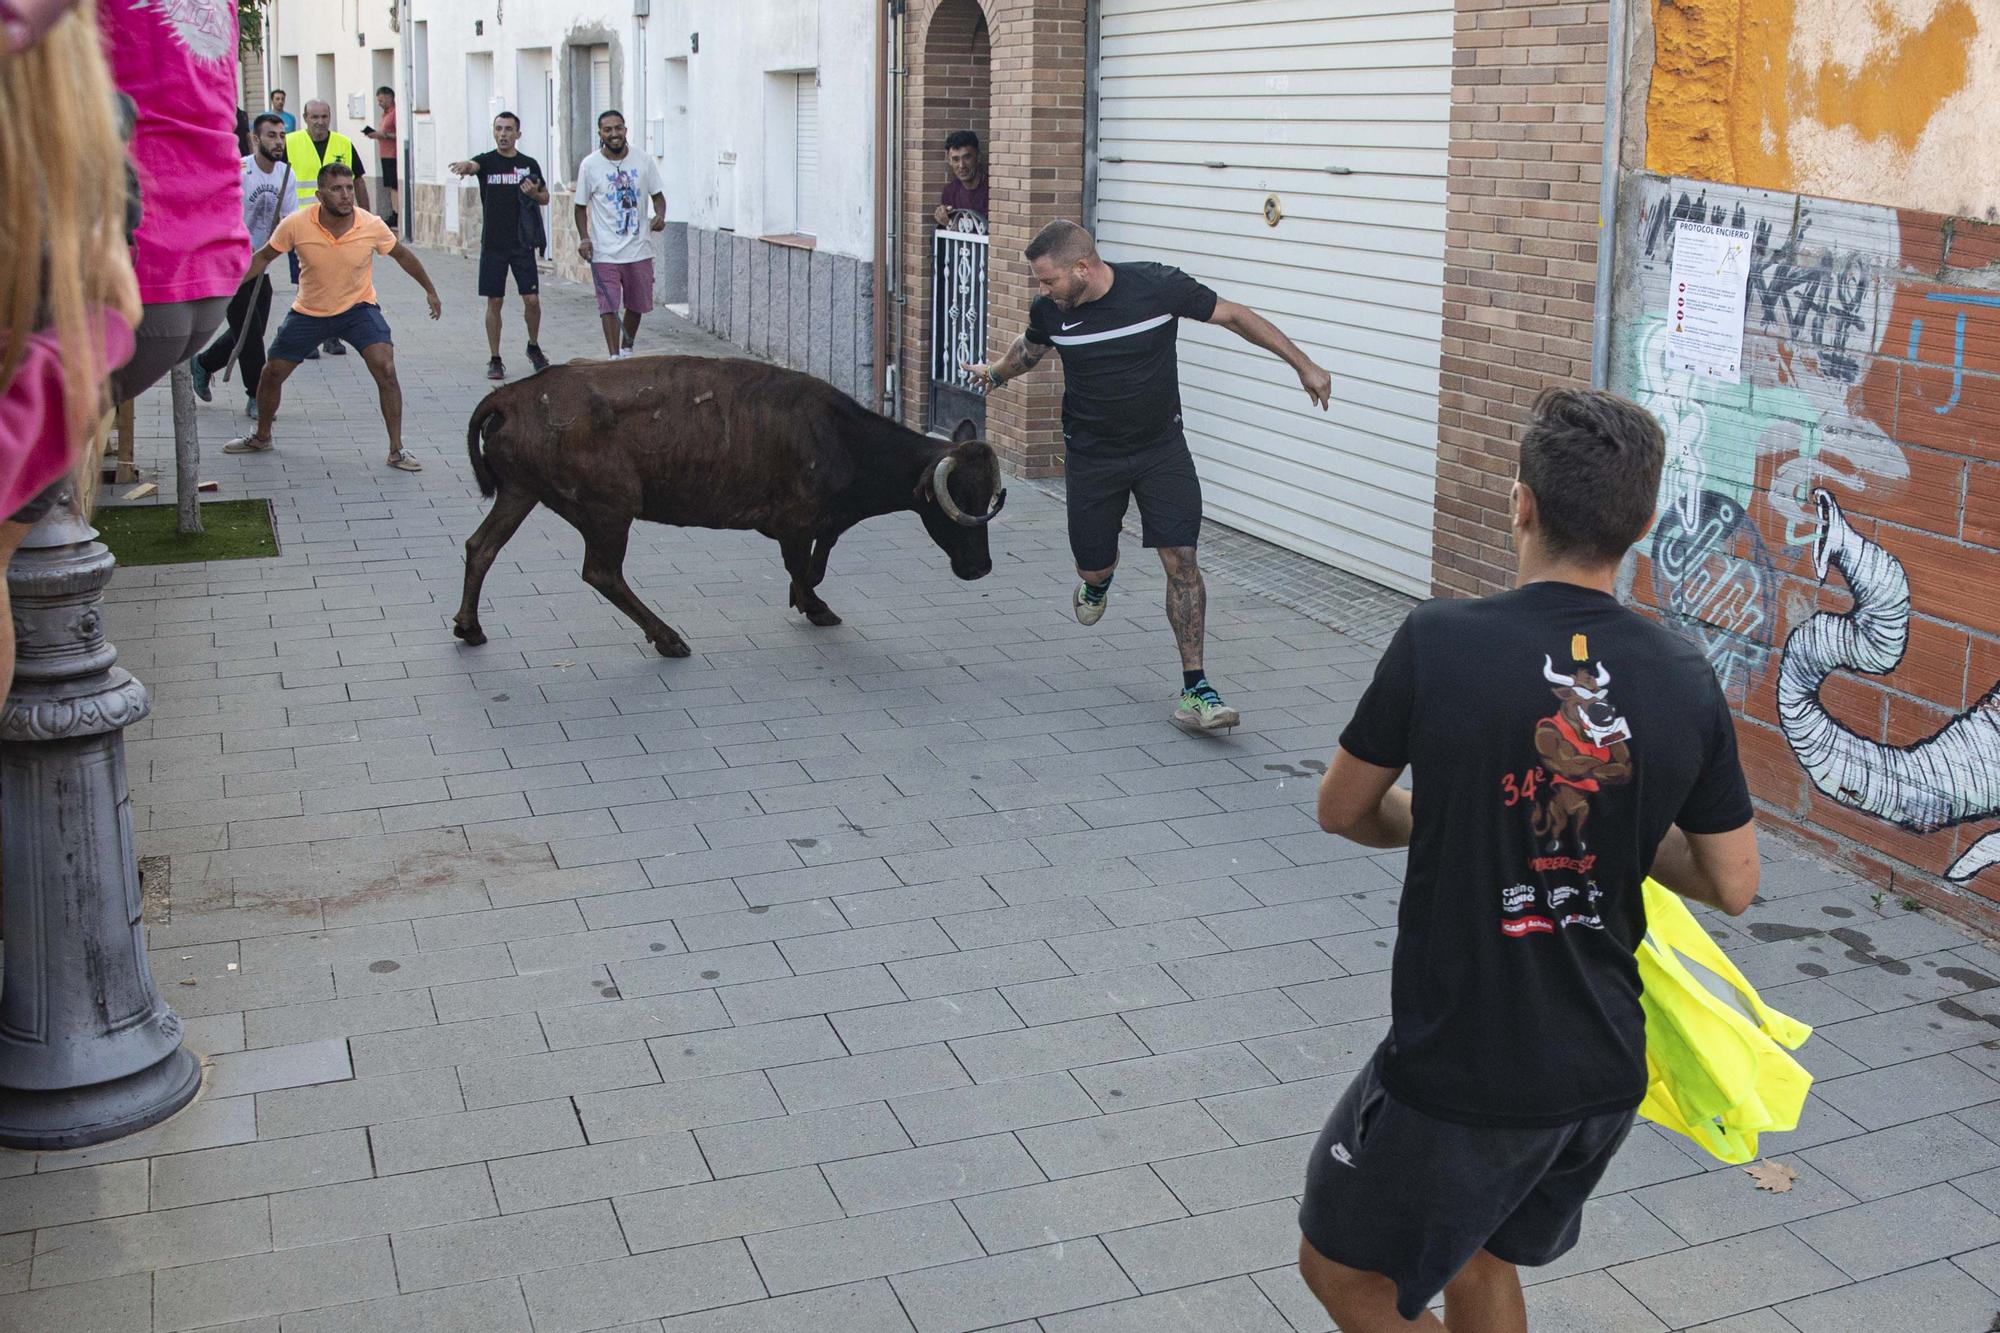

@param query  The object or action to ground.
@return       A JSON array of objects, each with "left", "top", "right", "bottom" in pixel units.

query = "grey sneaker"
[
  {"left": 1073, "top": 580, "right": 1109, "bottom": 626},
  {"left": 1174, "top": 682, "right": 1240, "bottom": 734}
]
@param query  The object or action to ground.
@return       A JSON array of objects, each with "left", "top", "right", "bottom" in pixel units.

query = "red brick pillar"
[{"left": 1432, "top": 0, "right": 1610, "bottom": 596}]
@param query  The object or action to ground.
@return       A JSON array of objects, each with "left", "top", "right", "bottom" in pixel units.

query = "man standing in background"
[
  {"left": 284, "top": 99, "right": 367, "bottom": 355},
  {"left": 362, "top": 85, "right": 398, "bottom": 229},
  {"left": 270, "top": 88, "right": 295, "bottom": 133},
  {"left": 574, "top": 110, "right": 665, "bottom": 359},
  {"left": 192, "top": 112, "right": 294, "bottom": 417},
  {"left": 450, "top": 112, "right": 552, "bottom": 380}
]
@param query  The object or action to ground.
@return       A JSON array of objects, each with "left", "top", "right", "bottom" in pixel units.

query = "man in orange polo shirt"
[{"left": 224, "top": 161, "right": 442, "bottom": 472}]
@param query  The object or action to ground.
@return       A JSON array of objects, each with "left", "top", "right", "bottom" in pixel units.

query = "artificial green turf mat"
[{"left": 91, "top": 499, "right": 279, "bottom": 565}]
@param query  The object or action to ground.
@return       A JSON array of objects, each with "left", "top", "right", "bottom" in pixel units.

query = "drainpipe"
[
  {"left": 872, "top": 1, "right": 893, "bottom": 414},
  {"left": 1589, "top": 0, "right": 1629, "bottom": 390},
  {"left": 1082, "top": 0, "right": 1100, "bottom": 228}
]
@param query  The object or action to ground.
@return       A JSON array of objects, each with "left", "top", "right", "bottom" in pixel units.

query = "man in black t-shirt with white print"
[
  {"left": 969, "top": 220, "right": 1332, "bottom": 733},
  {"left": 1297, "top": 390, "right": 1760, "bottom": 1332},
  {"left": 449, "top": 112, "right": 552, "bottom": 381}
]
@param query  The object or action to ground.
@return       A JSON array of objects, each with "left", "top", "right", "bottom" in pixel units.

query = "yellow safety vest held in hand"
[
  {"left": 1637, "top": 878, "right": 1814, "bottom": 1164},
  {"left": 284, "top": 130, "right": 357, "bottom": 205}
]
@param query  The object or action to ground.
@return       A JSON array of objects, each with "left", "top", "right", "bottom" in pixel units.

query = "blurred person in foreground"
[
  {"left": 0, "top": 0, "right": 141, "bottom": 699},
  {"left": 1296, "top": 389, "right": 1760, "bottom": 1332}
]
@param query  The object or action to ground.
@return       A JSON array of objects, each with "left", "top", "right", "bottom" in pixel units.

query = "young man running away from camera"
[
  {"left": 223, "top": 162, "right": 442, "bottom": 472},
  {"left": 969, "top": 219, "right": 1332, "bottom": 732},
  {"left": 1297, "top": 389, "right": 1761, "bottom": 1332},
  {"left": 449, "top": 111, "right": 552, "bottom": 380},
  {"left": 575, "top": 109, "right": 665, "bottom": 359}
]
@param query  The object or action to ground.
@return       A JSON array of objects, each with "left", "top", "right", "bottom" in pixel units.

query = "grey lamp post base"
[{"left": 0, "top": 483, "right": 201, "bottom": 1152}]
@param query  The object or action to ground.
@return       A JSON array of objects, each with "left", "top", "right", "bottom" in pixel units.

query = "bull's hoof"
[
  {"left": 805, "top": 608, "right": 843, "bottom": 627},
  {"left": 654, "top": 637, "right": 692, "bottom": 658},
  {"left": 453, "top": 623, "right": 487, "bottom": 646}
]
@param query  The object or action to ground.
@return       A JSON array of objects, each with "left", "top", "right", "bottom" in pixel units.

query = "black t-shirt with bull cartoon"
[{"left": 1339, "top": 580, "right": 1753, "bottom": 1128}]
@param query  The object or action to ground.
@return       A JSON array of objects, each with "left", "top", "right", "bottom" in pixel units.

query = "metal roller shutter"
[{"left": 1094, "top": 0, "right": 1451, "bottom": 596}]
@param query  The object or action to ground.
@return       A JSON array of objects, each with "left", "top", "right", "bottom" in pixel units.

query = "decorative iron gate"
[{"left": 929, "top": 212, "right": 988, "bottom": 440}]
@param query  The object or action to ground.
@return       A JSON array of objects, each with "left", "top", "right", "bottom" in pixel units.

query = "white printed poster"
[{"left": 1666, "top": 220, "right": 1752, "bottom": 383}]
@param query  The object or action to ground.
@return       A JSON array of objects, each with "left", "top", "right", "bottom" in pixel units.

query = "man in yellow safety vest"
[{"left": 285, "top": 99, "right": 370, "bottom": 357}]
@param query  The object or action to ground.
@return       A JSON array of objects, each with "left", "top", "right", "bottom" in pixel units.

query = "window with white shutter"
[{"left": 793, "top": 72, "right": 819, "bottom": 236}]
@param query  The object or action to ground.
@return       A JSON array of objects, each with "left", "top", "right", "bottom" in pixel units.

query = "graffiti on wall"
[
  {"left": 1780, "top": 492, "right": 2000, "bottom": 882},
  {"left": 1617, "top": 176, "right": 2000, "bottom": 887}
]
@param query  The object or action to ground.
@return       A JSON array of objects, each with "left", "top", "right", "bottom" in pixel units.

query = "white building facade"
[
  {"left": 389, "top": 0, "right": 879, "bottom": 397},
  {"left": 258, "top": 0, "right": 401, "bottom": 188}
]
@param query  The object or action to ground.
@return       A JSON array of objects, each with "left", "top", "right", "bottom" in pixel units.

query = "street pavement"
[{"left": 6, "top": 246, "right": 2000, "bottom": 1331}]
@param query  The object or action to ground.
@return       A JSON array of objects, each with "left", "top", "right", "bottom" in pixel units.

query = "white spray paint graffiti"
[{"left": 1777, "top": 491, "right": 2000, "bottom": 882}]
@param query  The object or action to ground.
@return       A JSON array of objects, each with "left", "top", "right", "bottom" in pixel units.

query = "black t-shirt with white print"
[
  {"left": 1026, "top": 261, "right": 1219, "bottom": 453},
  {"left": 471, "top": 150, "right": 545, "bottom": 256},
  {"left": 1340, "top": 581, "right": 1754, "bottom": 1128}
]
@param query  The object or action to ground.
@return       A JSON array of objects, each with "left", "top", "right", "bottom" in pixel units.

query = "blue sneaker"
[{"left": 190, "top": 360, "right": 212, "bottom": 402}]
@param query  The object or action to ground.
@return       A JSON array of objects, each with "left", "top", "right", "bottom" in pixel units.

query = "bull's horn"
[
  {"left": 1594, "top": 663, "right": 1609, "bottom": 687},
  {"left": 1542, "top": 655, "right": 1571, "bottom": 687},
  {"left": 931, "top": 456, "right": 1005, "bottom": 527}
]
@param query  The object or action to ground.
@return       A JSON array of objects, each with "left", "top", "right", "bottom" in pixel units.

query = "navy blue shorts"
[{"left": 268, "top": 304, "right": 392, "bottom": 362}]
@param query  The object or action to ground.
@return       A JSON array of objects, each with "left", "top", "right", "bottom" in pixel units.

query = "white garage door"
[{"left": 1094, "top": 0, "right": 1451, "bottom": 596}]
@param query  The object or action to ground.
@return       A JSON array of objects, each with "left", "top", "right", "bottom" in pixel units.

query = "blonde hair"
[{"left": 0, "top": 1, "right": 131, "bottom": 498}]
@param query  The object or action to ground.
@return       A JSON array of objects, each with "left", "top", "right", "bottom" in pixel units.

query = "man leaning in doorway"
[
  {"left": 969, "top": 220, "right": 1332, "bottom": 733},
  {"left": 361, "top": 85, "right": 398, "bottom": 229},
  {"left": 285, "top": 98, "right": 368, "bottom": 357},
  {"left": 575, "top": 109, "right": 665, "bottom": 359},
  {"left": 933, "top": 130, "right": 988, "bottom": 227}
]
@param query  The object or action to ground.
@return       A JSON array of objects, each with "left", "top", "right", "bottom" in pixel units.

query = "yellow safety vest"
[
  {"left": 1636, "top": 879, "right": 1814, "bottom": 1163},
  {"left": 284, "top": 130, "right": 357, "bottom": 205}
]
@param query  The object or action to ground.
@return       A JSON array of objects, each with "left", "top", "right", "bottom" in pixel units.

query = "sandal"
[
  {"left": 222, "top": 435, "right": 273, "bottom": 454},
  {"left": 386, "top": 452, "right": 423, "bottom": 472}
]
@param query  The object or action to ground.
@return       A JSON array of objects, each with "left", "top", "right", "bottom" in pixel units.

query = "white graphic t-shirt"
[
  {"left": 577, "top": 151, "right": 664, "bottom": 265},
  {"left": 241, "top": 154, "right": 296, "bottom": 251}
]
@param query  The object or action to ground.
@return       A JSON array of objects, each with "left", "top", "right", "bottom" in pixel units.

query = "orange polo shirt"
[{"left": 268, "top": 205, "right": 397, "bottom": 317}]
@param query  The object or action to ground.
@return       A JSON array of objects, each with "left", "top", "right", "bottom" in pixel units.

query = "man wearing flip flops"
[{"left": 224, "top": 161, "right": 441, "bottom": 473}]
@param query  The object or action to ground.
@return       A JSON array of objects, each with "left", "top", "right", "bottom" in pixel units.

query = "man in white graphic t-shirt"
[
  {"left": 192, "top": 112, "right": 296, "bottom": 415},
  {"left": 573, "top": 109, "right": 665, "bottom": 359}
]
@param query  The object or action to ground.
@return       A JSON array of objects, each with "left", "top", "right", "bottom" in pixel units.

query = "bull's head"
[
  {"left": 916, "top": 440, "right": 1005, "bottom": 580},
  {"left": 1542, "top": 656, "right": 1630, "bottom": 746}
]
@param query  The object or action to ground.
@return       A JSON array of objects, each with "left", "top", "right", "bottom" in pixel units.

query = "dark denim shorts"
[{"left": 268, "top": 303, "right": 392, "bottom": 362}]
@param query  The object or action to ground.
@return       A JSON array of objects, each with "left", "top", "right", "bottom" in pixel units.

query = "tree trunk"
[{"left": 168, "top": 362, "right": 202, "bottom": 536}]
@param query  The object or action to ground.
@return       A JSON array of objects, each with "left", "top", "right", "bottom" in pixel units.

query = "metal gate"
[{"left": 928, "top": 214, "right": 988, "bottom": 440}]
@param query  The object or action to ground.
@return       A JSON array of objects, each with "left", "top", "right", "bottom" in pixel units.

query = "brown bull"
[{"left": 453, "top": 356, "right": 1005, "bottom": 657}]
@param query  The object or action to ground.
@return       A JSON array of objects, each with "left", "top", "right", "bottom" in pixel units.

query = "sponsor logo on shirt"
[
  {"left": 1501, "top": 916, "right": 1556, "bottom": 937},
  {"left": 1501, "top": 884, "right": 1537, "bottom": 913},
  {"left": 1328, "top": 1142, "right": 1356, "bottom": 1168}
]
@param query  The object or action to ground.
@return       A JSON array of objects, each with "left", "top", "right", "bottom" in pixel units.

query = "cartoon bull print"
[{"left": 1531, "top": 655, "right": 1634, "bottom": 854}]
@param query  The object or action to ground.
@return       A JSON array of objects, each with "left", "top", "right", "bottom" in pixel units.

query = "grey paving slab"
[
  {"left": 1151, "top": 1133, "right": 1316, "bottom": 1214},
  {"left": 202, "top": 1038, "right": 353, "bottom": 1098},
  {"left": 28, "top": 1198, "right": 270, "bottom": 1289},
  {"left": 1633, "top": 1158, "right": 1860, "bottom": 1244},
  {"left": 1075, "top": 1043, "right": 1277, "bottom": 1112},
  {"left": 488, "top": 1133, "right": 712, "bottom": 1213},
  {"left": 346, "top": 1012, "right": 547, "bottom": 1076},
  {"left": 458, "top": 1040, "right": 661, "bottom": 1109},
  {"left": 1777, "top": 1258, "right": 1999, "bottom": 1331},
  {"left": 831, "top": 989, "right": 1023, "bottom": 1052},
  {"left": 887, "top": 940, "right": 1071, "bottom": 999},
  {"left": 0, "top": 1271, "right": 153, "bottom": 1333},
  {"left": 693, "top": 1100, "right": 911, "bottom": 1178},
  {"left": 1020, "top": 1101, "right": 1233, "bottom": 1179},
  {"left": 616, "top": 1165, "right": 844, "bottom": 1254},
  {"left": 1101, "top": 1198, "right": 1303, "bottom": 1292},
  {"left": 255, "top": 1067, "right": 465, "bottom": 1138},
  {"left": 957, "top": 1164, "right": 1187, "bottom": 1254},
  {"left": 576, "top": 1072, "right": 786, "bottom": 1143},
  {"left": 888, "top": 1236, "right": 1139, "bottom": 1333},
  {"left": 890, "top": 1070, "right": 1102, "bottom": 1146},
  {"left": 1124, "top": 989, "right": 1318, "bottom": 1055},
  {"left": 1039, "top": 1275, "right": 1294, "bottom": 1332},
  {"left": 822, "top": 1133, "right": 1044, "bottom": 1214},
  {"left": 152, "top": 1235, "right": 398, "bottom": 1331},
  {"left": 654, "top": 1280, "right": 916, "bottom": 1332},
  {"left": 390, "top": 1199, "right": 628, "bottom": 1292},
  {"left": 520, "top": 1240, "right": 766, "bottom": 1333},
  {"left": 767, "top": 1043, "right": 971, "bottom": 1115},
  {"left": 1520, "top": 1271, "right": 1669, "bottom": 1331},
  {"left": 1609, "top": 1227, "right": 1850, "bottom": 1328},
  {"left": 151, "top": 1130, "right": 373, "bottom": 1210},
  {"left": 647, "top": 1014, "right": 846, "bottom": 1084},
  {"left": 1799, "top": 1112, "right": 2000, "bottom": 1200},
  {"left": 279, "top": 1278, "right": 533, "bottom": 1333},
  {"left": 268, "top": 1164, "right": 499, "bottom": 1249},
  {"left": 745, "top": 1201, "right": 983, "bottom": 1296},
  {"left": 370, "top": 1099, "right": 584, "bottom": 1175}
]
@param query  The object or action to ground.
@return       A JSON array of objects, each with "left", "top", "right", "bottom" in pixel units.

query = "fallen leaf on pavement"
[{"left": 1744, "top": 1160, "right": 1798, "bottom": 1193}]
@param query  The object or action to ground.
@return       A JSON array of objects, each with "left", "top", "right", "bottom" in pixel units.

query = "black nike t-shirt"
[
  {"left": 471, "top": 150, "right": 545, "bottom": 256},
  {"left": 1026, "top": 261, "right": 1218, "bottom": 452},
  {"left": 1340, "top": 582, "right": 1754, "bottom": 1128}
]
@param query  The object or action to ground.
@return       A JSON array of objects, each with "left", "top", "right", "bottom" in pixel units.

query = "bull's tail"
[{"left": 467, "top": 402, "right": 503, "bottom": 498}]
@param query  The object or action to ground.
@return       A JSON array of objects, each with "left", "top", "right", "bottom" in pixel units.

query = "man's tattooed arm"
[{"left": 968, "top": 335, "right": 1049, "bottom": 389}]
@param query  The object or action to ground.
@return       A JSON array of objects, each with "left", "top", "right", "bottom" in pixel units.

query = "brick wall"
[
  {"left": 1432, "top": 0, "right": 1611, "bottom": 598},
  {"left": 901, "top": 0, "right": 1083, "bottom": 476}
]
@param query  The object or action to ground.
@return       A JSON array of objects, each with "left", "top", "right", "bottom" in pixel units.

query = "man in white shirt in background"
[
  {"left": 573, "top": 109, "right": 665, "bottom": 359},
  {"left": 192, "top": 112, "right": 296, "bottom": 416}
]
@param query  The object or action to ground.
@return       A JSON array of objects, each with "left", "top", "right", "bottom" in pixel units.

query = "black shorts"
[
  {"left": 1298, "top": 1043, "right": 1634, "bottom": 1321},
  {"left": 1064, "top": 429, "right": 1202, "bottom": 571},
  {"left": 478, "top": 249, "right": 540, "bottom": 298},
  {"left": 378, "top": 157, "right": 399, "bottom": 189}
]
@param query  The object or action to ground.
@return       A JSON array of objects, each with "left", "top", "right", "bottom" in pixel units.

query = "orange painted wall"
[{"left": 1646, "top": 0, "right": 1997, "bottom": 220}]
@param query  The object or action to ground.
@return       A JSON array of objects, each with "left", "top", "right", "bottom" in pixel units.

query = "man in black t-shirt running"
[
  {"left": 449, "top": 112, "right": 552, "bottom": 380},
  {"left": 1298, "top": 390, "right": 1761, "bottom": 1333},
  {"left": 970, "top": 220, "right": 1332, "bottom": 732}
]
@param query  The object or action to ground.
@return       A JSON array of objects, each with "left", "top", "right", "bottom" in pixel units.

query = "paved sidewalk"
[{"left": 6, "top": 248, "right": 2000, "bottom": 1332}]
